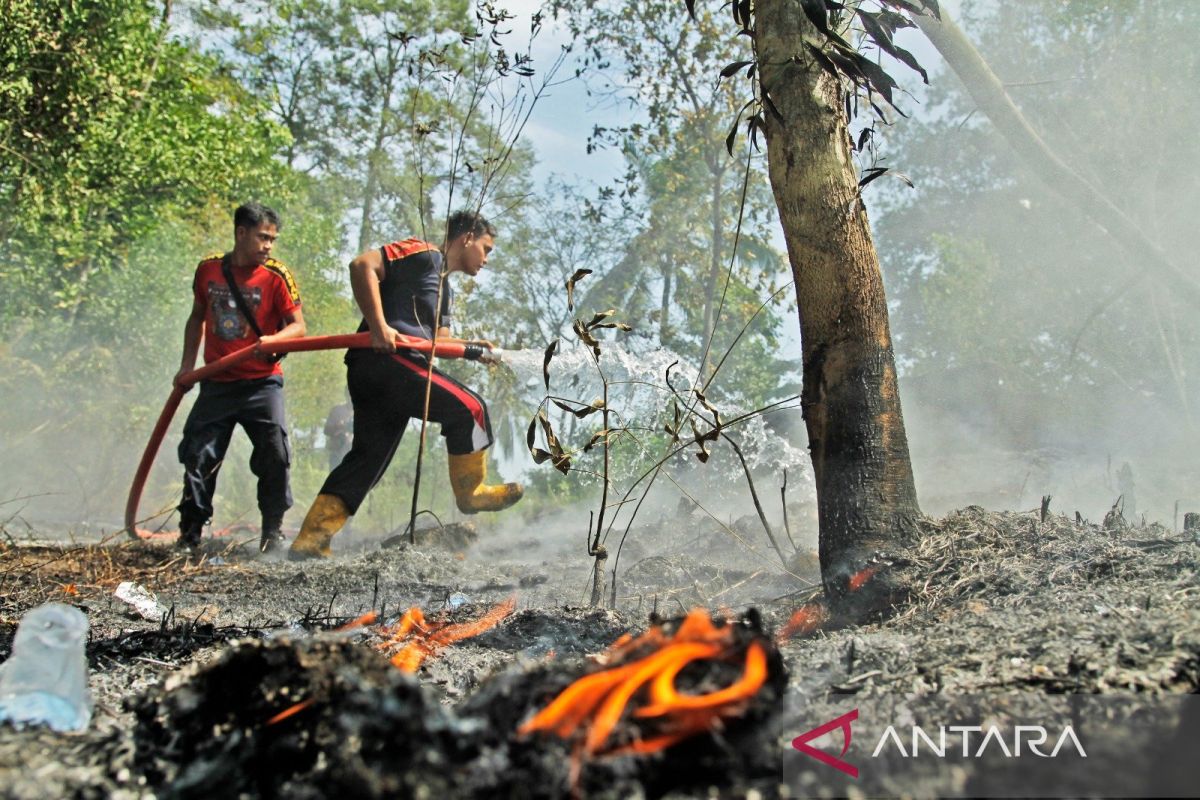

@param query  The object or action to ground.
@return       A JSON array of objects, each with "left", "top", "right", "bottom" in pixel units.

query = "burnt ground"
[{"left": 0, "top": 505, "right": 1196, "bottom": 798}]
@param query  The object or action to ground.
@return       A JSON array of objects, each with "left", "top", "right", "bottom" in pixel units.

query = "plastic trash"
[
  {"left": 0, "top": 603, "right": 92, "bottom": 732},
  {"left": 447, "top": 592, "right": 470, "bottom": 610},
  {"left": 114, "top": 581, "right": 159, "bottom": 620}
]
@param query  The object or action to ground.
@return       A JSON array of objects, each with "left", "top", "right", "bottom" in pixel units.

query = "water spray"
[{"left": 123, "top": 332, "right": 499, "bottom": 539}]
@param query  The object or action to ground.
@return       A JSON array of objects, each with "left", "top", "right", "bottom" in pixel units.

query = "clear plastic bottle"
[{"left": 0, "top": 603, "right": 92, "bottom": 732}]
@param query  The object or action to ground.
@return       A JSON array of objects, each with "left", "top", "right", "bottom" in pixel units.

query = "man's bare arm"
[
  {"left": 257, "top": 306, "right": 307, "bottom": 355},
  {"left": 349, "top": 249, "right": 400, "bottom": 352},
  {"left": 173, "top": 297, "right": 206, "bottom": 390}
]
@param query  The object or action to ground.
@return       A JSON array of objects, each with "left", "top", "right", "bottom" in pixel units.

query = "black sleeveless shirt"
[{"left": 356, "top": 238, "right": 452, "bottom": 341}]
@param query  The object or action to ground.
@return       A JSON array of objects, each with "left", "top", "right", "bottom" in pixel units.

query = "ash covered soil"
[{"left": 0, "top": 505, "right": 1196, "bottom": 798}]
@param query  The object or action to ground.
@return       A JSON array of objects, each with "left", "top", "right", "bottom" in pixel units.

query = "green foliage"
[
  {"left": 0, "top": 0, "right": 809, "bottom": 532},
  {"left": 546, "top": 0, "right": 794, "bottom": 410},
  {"left": 0, "top": 0, "right": 288, "bottom": 319},
  {"left": 188, "top": 0, "right": 538, "bottom": 252},
  {"left": 0, "top": 1, "right": 348, "bottom": 525}
]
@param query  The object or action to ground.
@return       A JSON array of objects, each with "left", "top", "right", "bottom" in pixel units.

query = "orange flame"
[
  {"left": 775, "top": 564, "right": 879, "bottom": 645},
  {"left": 376, "top": 597, "right": 516, "bottom": 673},
  {"left": 337, "top": 611, "right": 378, "bottom": 631},
  {"left": 261, "top": 599, "right": 515, "bottom": 727},
  {"left": 776, "top": 603, "right": 827, "bottom": 643},
  {"left": 848, "top": 566, "right": 877, "bottom": 592},
  {"left": 518, "top": 609, "right": 771, "bottom": 760},
  {"left": 266, "top": 698, "right": 313, "bottom": 726}
]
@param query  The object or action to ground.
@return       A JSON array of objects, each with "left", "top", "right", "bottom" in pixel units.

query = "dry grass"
[{"left": 0, "top": 538, "right": 248, "bottom": 624}]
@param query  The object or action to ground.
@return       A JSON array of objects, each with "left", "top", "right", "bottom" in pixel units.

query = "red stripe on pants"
[{"left": 390, "top": 353, "right": 487, "bottom": 433}]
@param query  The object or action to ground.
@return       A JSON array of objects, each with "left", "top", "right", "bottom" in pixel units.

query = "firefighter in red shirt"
[{"left": 174, "top": 202, "right": 306, "bottom": 553}]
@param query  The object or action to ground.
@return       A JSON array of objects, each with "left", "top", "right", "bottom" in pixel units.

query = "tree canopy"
[{"left": 875, "top": 0, "right": 1200, "bottom": 462}]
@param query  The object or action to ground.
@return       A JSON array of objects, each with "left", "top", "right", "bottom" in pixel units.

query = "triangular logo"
[{"left": 791, "top": 708, "right": 859, "bottom": 778}]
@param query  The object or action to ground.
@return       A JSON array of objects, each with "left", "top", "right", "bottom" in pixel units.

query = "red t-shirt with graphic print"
[{"left": 192, "top": 254, "right": 302, "bottom": 381}]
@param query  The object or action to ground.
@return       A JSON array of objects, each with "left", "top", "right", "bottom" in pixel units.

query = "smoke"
[
  {"left": 872, "top": 0, "right": 1200, "bottom": 526},
  {"left": 12, "top": 0, "right": 1194, "bottom": 550},
  {"left": 481, "top": 340, "right": 819, "bottom": 577}
]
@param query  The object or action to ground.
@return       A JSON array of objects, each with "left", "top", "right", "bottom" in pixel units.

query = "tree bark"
[
  {"left": 659, "top": 255, "right": 673, "bottom": 346},
  {"left": 754, "top": 0, "right": 920, "bottom": 613},
  {"left": 357, "top": 44, "right": 399, "bottom": 254},
  {"left": 701, "top": 162, "right": 726, "bottom": 367}
]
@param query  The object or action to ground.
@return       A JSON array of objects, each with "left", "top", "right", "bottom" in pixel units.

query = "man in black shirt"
[{"left": 289, "top": 211, "right": 522, "bottom": 560}]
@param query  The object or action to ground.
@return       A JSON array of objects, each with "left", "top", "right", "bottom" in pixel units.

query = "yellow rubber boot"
[
  {"left": 448, "top": 451, "right": 523, "bottom": 514},
  {"left": 287, "top": 494, "right": 349, "bottom": 560}
]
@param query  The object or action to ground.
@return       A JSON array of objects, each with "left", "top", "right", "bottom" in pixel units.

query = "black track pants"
[
  {"left": 319, "top": 350, "right": 493, "bottom": 514},
  {"left": 177, "top": 375, "right": 292, "bottom": 528}
]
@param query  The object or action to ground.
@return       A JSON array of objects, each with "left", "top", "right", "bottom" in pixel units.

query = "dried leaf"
[
  {"left": 583, "top": 429, "right": 611, "bottom": 452},
  {"left": 881, "top": 0, "right": 926, "bottom": 14},
  {"left": 552, "top": 398, "right": 605, "bottom": 419},
  {"left": 690, "top": 419, "right": 718, "bottom": 464},
  {"left": 856, "top": 8, "right": 895, "bottom": 47},
  {"left": 542, "top": 339, "right": 558, "bottom": 392},
  {"left": 661, "top": 395, "right": 683, "bottom": 443},
  {"left": 584, "top": 309, "right": 615, "bottom": 329},
  {"left": 531, "top": 409, "right": 572, "bottom": 475},
  {"left": 799, "top": 0, "right": 832, "bottom": 37},
  {"left": 720, "top": 60, "right": 753, "bottom": 79},
  {"left": 748, "top": 113, "right": 765, "bottom": 151},
  {"left": 889, "top": 43, "right": 929, "bottom": 84},
  {"left": 664, "top": 360, "right": 682, "bottom": 390},
  {"left": 565, "top": 268, "right": 592, "bottom": 311},
  {"left": 853, "top": 53, "right": 900, "bottom": 108},
  {"left": 857, "top": 8, "right": 928, "bottom": 83},
  {"left": 859, "top": 166, "right": 888, "bottom": 187},
  {"left": 736, "top": 0, "right": 751, "bottom": 30},
  {"left": 692, "top": 388, "right": 722, "bottom": 429},
  {"left": 763, "top": 90, "right": 784, "bottom": 123},
  {"left": 803, "top": 43, "right": 840, "bottom": 82},
  {"left": 572, "top": 319, "right": 601, "bottom": 357}
]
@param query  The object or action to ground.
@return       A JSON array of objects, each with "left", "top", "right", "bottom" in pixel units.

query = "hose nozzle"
[{"left": 463, "top": 343, "right": 503, "bottom": 363}]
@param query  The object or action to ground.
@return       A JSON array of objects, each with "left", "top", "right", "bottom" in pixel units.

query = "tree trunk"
[
  {"left": 357, "top": 46, "right": 398, "bottom": 254},
  {"left": 357, "top": 145, "right": 382, "bottom": 253},
  {"left": 754, "top": 0, "right": 920, "bottom": 613},
  {"left": 659, "top": 255, "right": 673, "bottom": 346},
  {"left": 700, "top": 163, "right": 726, "bottom": 368}
]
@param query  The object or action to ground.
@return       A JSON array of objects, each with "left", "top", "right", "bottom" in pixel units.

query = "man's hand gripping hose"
[{"left": 124, "top": 331, "right": 499, "bottom": 539}]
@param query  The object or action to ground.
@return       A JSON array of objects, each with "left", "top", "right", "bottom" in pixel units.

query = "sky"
[
  {"left": 500, "top": 0, "right": 957, "bottom": 187},
  {"left": 493, "top": 0, "right": 627, "bottom": 186}
]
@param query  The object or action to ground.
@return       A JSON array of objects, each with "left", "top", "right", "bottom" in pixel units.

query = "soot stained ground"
[{"left": 0, "top": 506, "right": 1196, "bottom": 798}]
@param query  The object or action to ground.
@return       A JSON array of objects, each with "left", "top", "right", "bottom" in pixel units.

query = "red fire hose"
[{"left": 123, "top": 332, "right": 490, "bottom": 540}]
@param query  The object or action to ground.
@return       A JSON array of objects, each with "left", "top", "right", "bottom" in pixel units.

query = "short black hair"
[
  {"left": 446, "top": 209, "right": 496, "bottom": 241},
  {"left": 234, "top": 202, "right": 282, "bottom": 232}
]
